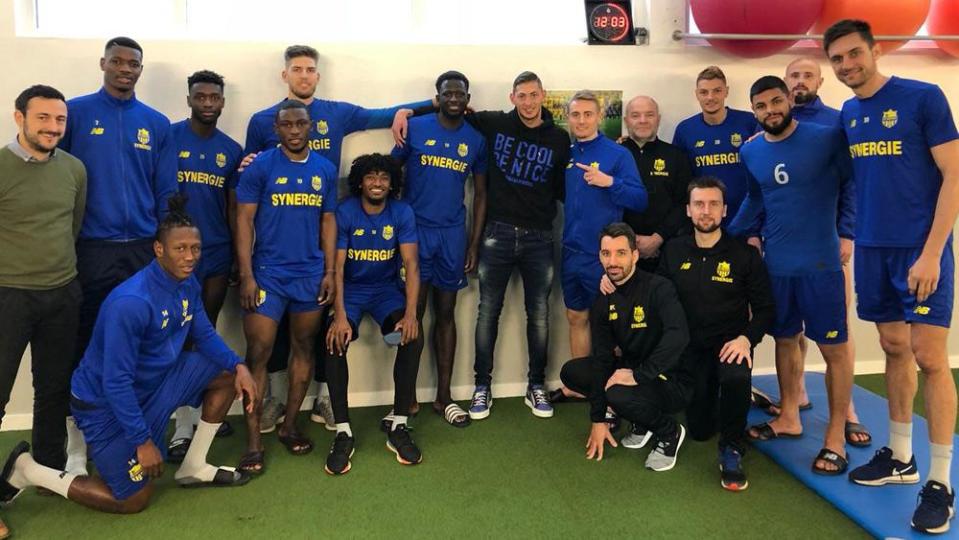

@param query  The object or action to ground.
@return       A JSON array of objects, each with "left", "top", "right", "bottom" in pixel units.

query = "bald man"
[
  {"left": 620, "top": 96, "right": 693, "bottom": 272},
  {"left": 757, "top": 57, "right": 870, "bottom": 448}
]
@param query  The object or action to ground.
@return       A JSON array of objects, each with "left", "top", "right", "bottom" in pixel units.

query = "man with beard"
[
  {"left": 657, "top": 177, "right": 774, "bottom": 491},
  {"left": 391, "top": 71, "right": 487, "bottom": 428},
  {"left": 760, "top": 56, "right": 870, "bottom": 447},
  {"left": 729, "top": 76, "right": 855, "bottom": 477},
  {"left": 166, "top": 70, "right": 243, "bottom": 461},
  {"left": 235, "top": 101, "right": 338, "bottom": 473},
  {"left": 559, "top": 222, "right": 691, "bottom": 472},
  {"left": 621, "top": 95, "right": 694, "bottom": 273},
  {"left": 0, "top": 86, "right": 86, "bottom": 536},
  {"left": 59, "top": 37, "right": 178, "bottom": 474},
  {"left": 826, "top": 19, "right": 959, "bottom": 534}
]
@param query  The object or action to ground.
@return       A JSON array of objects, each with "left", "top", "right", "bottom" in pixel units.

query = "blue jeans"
[{"left": 473, "top": 221, "right": 554, "bottom": 387}]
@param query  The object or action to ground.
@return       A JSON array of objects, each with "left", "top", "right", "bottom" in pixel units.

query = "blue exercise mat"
[{"left": 749, "top": 372, "right": 958, "bottom": 539}]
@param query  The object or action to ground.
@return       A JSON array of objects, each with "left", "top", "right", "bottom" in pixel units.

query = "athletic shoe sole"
[
  {"left": 469, "top": 402, "right": 492, "bottom": 420},
  {"left": 524, "top": 397, "right": 554, "bottom": 418},
  {"left": 258, "top": 415, "right": 286, "bottom": 434},
  {"left": 911, "top": 506, "right": 955, "bottom": 534},
  {"left": 850, "top": 471, "right": 921, "bottom": 486},
  {"left": 386, "top": 441, "right": 422, "bottom": 465},
  {"left": 309, "top": 413, "right": 338, "bottom": 431},
  {"left": 622, "top": 431, "right": 653, "bottom": 449},
  {"left": 721, "top": 478, "right": 749, "bottom": 492},
  {"left": 647, "top": 425, "right": 686, "bottom": 472},
  {"left": 324, "top": 448, "right": 354, "bottom": 476}
]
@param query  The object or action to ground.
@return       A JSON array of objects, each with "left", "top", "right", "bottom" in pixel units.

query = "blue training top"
[
  {"left": 840, "top": 76, "right": 959, "bottom": 247},
  {"left": 71, "top": 260, "right": 241, "bottom": 446},
  {"left": 235, "top": 147, "right": 338, "bottom": 279},
  {"left": 336, "top": 196, "right": 417, "bottom": 286},
  {"left": 171, "top": 120, "right": 243, "bottom": 249},
  {"left": 391, "top": 114, "right": 488, "bottom": 228},
  {"left": 60, "top": 88, "right": 177, "bottom": 241},
  {"left": 730, "top": 122, "right": 854, "bottom": 277}
]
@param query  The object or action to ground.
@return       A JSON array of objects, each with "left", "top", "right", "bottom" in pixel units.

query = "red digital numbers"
[{"left": 593, "top": 16, "right": 627, "bottom": 28}]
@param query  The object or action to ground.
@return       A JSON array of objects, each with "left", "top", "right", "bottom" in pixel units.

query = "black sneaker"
[
  {"left": 719, "top": 446, "right": 748, "bottom": 491},
  {"left": 911, "top": 480, "right": 955, "bottom": 534},
  {"left": 645, "top": 424, "right": 686, "bottom": 472},
  {"left": 848, "top": 446, "right": 920, "bottom": 486},
  {"left": 324, "top": 432, "right": 355, "bottom": 476},
  {"left": 386, "top": 425, "right": 422, "bottom": 465},
  {"left": 0, "top": 441, "right": 30, "bottom": 504}
]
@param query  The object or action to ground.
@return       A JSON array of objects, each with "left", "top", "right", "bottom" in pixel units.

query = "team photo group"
[{"left": 0, "top": 16, "right": 957, "bottom": 537}]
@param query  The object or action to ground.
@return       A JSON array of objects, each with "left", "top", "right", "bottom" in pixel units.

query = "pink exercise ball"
[
  {"left": 929, "top": 0, "right": 959, "bottom": 58},
  {"left": 814, "top": 0, "right": 931, "bottom": 53},
  {"left": 690, "top": 0, "right": 825, "bottom": 58}
]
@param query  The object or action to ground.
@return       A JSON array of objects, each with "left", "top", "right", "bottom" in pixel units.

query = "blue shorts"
[
  {"left": 195, "top": 243, "right": 232, "bottom": 281},
  {"left": 418, "top": 224, "right": 467, "bottom": 291},
  {"left": 770, "top": 271, "right": 847, "bottom": 343},
  {"left": 855, "top": 242, "right": 954, "bottom": 328},
  {"left": 71, "top": 351, "right": 224, "bottom": 500},
  {"left": 342, "top": 283, "right": 406, "bottom": 331},
  {"left": 561, "top": 248, "right": 603, "bottom": 311},
  {"left": 248, "top": 273, "right": 322, "bottom": 322}
]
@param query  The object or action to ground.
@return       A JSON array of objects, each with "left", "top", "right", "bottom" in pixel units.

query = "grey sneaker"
[
  {"left": 622, "top": 423, "right": 654, "bottom": 449},
  {"left": 259, "top": 397, "right": 286, "bottom": 434},
  {"left": 311, "top": 396, "right": 337, "bottom": 431},
  {"left": 645, "top": 424, "right": 686, "bottom": 472}
]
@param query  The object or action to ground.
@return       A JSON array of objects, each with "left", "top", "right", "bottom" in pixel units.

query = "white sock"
[
  {"left": 174, "top": 419, "right": 220, "bottom": 482},
  {"left": 889, "top": 420, "right": 913, "bottom": 462},
  {"left": 336, "top": 422, "right": 352, "bottom": 437},
  {"left": 318, "top": 383, "right": 329, "bottom": 399},
  {"left": 928, "top": 443, "right": 953, "bottom": 489},
  {"left": 173, "top": 406, "right": 197, "bottom": 441},
  {"left": 65, "top": 416, "right": 88, "bottom": 476},
  {"left": 391, "top": 415, "right": 408, "bottom": 431},
  {"left": 269, "top": 372, "right": 287, "bottom": 402},
  {"left": 9, "top": 453, "right": 76, "bottom": 498}
]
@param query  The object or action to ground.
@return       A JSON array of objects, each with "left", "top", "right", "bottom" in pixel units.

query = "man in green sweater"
[{"left": 0, "top": 84, "right": 87, "bottom": 536}]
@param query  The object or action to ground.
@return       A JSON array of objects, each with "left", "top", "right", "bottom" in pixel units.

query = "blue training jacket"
[
  {"left": 60, "top": 88, "right": 177, "bottom": 242},
  {"left": 71, "top": 260, "right": 242, "bottom": 446},
  {"left": 563, "top": 134, "right": 647, "bottom": 255}
]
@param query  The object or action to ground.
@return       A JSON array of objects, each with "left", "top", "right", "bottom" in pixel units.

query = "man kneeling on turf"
[
  {"left": 561, "top": 223, "right": 693, "bottom": 471},
  {"left": 324, "top": 154, "right": 423, "bottom": 474},
  {"left": 0, "top": 195, "right": 256, "bottom": 514}
]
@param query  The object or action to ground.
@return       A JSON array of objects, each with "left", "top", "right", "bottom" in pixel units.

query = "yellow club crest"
[
  {"left": 653, "top": 158, "right": 666, "bottom": 172},
  {"left": 317, "top": 120, "right": 329, "bottom": 135},
  {"left": 160, "top": 309, "right": 169, "bottom": 329},
  {"left": 215, "top": 152, "right": 226, "bottom": 168},
  {"left": 137, "top": 128, "right": 150, "bottom": 145},
  {"left": 181, "top": 299, "right": 189, "bottom": 317},
  {"left": 382, "top": 225, "right": 394, "bottom": 241},
  {"left": 717, "top": 261, "right": 731, "bottom": 279},
  {"left": 457, "top": 143, "right": 468, "bottom": 157},
  {"left": 312, "top": 175, "right": 322, "bottom": 191},
  {"left": 128, "top": 460, "right": 144, "bottom": 482},
  {"left": 730, "top": 133, "right": 742, "bottom": 148},
  {"left": 256, "top": 289, "right": 266, "bottom": 307},
  {"left": 881, "top": 109, "right": 898, "bottom": 129},
  {"left": 633, "top": 306, "right": 645, "bottom": 323}
]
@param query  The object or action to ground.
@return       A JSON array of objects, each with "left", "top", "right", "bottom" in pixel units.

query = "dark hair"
[
  {"left": 275, "top": 99, "right": 310, "bottom": 121},
  {"left": 599, "top": 222, "right": 637, "bottom": 251},
  {"left": 512, "top": 71, "right": 542, "bottom": 91},
  {"left": 687, "top": 176, "right": 727, "bottom": 203},
  {"left": 157, "top": 193, "right": 197, "bottom": 241},
  {"left": 187, "top": 70, "right": 225, "bottom": 92},
  {"left": 284, "top": 45, "right": 319, "bottom": 63},
  {"left": 749, "top": 75, "right": 789, "bottom": 100},
  {"left": 823, "top": 19, "right": 875, "bottom": 53},
  {"left": 696, "top": 65, "right": 726, "bottom": 84},
  {"left": 347, "top": 153, "right": 403, "bottom": 198},
  {"left": 435, "top": 70, "right": 469, "bottom": 93},
  {"left": 15, "top": 85, "right": 65, "bottom": 114},
  {"left": 104, "top": 36, "right": 142, "bottom": 54}
]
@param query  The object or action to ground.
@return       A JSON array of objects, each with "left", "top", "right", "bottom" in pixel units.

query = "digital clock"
[{"left": 585, "top": 1, "right": 634, "bottom": 45}]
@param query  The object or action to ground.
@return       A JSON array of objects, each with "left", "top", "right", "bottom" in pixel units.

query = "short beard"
[
  {"left": 762, "top": 111, "right": 793, "bottom": 136},
  {"left": 793, "top": 91, "right": 816, "bottom": 105},
  {"left": 694, "top": 221, "right": 720, "bottom": 234}
]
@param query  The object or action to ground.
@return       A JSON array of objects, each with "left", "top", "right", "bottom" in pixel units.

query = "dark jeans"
[
  {"left": 560, "top": 356, "right": 689, "bottom": 438},
  {"left": 75, "top": 239, "right": 153, "bottom": 364},
  {"left": 473, "top": 222, "right": 554, "bottom": 387},
  {"left": 0, "top": 280, "right": 81, "bottom": 468},
  {"left": 683, "top": 343, "right": 752, "bottom": 452}
]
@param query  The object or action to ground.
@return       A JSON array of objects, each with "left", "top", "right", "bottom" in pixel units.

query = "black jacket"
[
  {"left": 466, "top": 108, "right": 570, "bottom": 231},
  {"left": 588, "top": 270, "right": 690, "bottom": 422},
  {"left": 657, "top": 232, "right": 775, "bottom": 349},
  {"left": 621, "top": 137, "right": 693, "bottom": 241}
]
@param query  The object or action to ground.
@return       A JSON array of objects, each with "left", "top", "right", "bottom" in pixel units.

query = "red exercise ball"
[
  {"left": 690, "top": 0, "right": 824, "bottom": 59},
  {"left": 929, "top": 0, "right": 959, "bottom": 58},
  {"left": 814, "top": 0, "right": 931, "bottom": 53}
]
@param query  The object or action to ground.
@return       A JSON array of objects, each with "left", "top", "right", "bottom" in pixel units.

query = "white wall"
[{"left": 2, "top": 2, "right": 958, "bottom": 427}]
